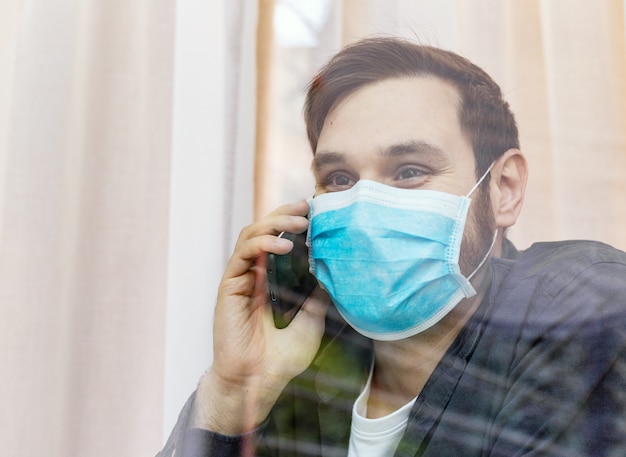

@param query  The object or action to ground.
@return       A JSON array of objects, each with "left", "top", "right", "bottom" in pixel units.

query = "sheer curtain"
[
  {"left": 260, "top": 0, "right": 626, "bottom": 252},
  {"left": 0, "top": 0, "right": 256, "bottom": 456},
  {"left": 0, "top": 1, "right": 175, "bottom": 455}
]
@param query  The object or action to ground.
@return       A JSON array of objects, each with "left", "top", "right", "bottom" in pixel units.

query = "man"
[{"left": 158, "top": 37, "right": 626, "bottom": 456}]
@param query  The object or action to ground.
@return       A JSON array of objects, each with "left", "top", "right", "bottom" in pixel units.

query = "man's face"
[{"left": 312, "top": 76, "right": 496, "bottom": 276}]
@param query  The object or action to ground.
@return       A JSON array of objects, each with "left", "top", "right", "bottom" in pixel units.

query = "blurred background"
[{"left": 0, "top": 0, "right": 624, "bottom": 455}]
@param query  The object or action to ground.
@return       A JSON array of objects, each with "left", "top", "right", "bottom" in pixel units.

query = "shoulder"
[
  {"left": 517, "top": 239, "right": 626, "bottom": 270},
  {"left": 480, "top": 242, "right": 626, "bottom": 457},
  {"left": 498, "top": 240, "right": 626, "bottom": 293},
  {"left": 492, "top": 240, "right": 626, "bottom": 326}
]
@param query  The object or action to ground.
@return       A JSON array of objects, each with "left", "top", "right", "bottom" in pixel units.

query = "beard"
[{"left": 459, "top": 183, "right": 497, "bottom": 277}]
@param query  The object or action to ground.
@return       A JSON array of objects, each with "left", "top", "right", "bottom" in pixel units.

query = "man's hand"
[{"left": 193, "top": 199, "right": 329, "bottom": 435}]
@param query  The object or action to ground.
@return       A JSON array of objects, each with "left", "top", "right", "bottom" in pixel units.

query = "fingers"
[
  {"left": 239, "top": 199, "right": 310, "bottom": 240},
  {"left": 225, "top": 200, "right": 310, "bottom": 278}
]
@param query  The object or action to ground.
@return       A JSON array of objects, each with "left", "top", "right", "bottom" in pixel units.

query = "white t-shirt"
[{"left": 347, "top": 365, "right": 417, "bottom": 457}]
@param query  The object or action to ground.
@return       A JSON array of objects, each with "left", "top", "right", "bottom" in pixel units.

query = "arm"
[
  {"left": 156, "top": 394, "right": 261, "bottom": 457},
  {"left": 158, "top": 200, "right": 329, "bottom": 456}
]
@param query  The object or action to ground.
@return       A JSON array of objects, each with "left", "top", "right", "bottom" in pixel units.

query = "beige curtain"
[
  {"left": 0, "top": 1, "right": 174, "bottom": 455},
  {"left": 458, "top": 0, "right": 626, "bottom": 251},
  {"left": 255, "top": 0, "right": 276, "bottom": 219},
  {"left": 261, "top": 0, "right": 626, "bottom": 252}
]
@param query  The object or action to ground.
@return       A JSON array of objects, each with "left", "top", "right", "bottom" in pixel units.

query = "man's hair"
[{"left": 304, "top": 37, "right": 520, "bottom": 178}]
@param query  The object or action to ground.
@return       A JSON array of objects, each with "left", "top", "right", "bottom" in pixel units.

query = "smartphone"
[{"left": 267, "top": 231, "right": 318, "bottom": 328}]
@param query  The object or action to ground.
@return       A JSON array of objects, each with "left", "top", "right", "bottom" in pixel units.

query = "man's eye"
[
  {"left": 323, "top": 172, "right": 355, "bottom": 190},
  {"left": 398, "top": 167, "right": 425, "bottom": 180},
  {"left": 331, "top": 174, "right": 351, "bottom": 186}
]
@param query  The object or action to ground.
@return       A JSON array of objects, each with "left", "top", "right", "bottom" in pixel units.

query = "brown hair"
[{"left": 304, "top": 37, "right": 519, "bottom": 178}]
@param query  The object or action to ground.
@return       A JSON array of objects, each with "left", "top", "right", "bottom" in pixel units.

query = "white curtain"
[{"left": 0, "top": 0, "right": 256, "bottom": 455}]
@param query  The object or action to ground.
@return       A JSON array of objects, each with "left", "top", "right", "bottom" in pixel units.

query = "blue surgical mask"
[{"left": 307, "top": 165, "right": 496, "bottom": 341}]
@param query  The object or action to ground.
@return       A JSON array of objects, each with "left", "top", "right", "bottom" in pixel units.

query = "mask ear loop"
[
  {"left": 466, "top": 161, "right": 498, "bottom": 281},
  {"left": 467, "top": 228, "right": 498, "bottom": 280},
  {"left": 466, "top": 161, "right": 496, "bottom": 198}
]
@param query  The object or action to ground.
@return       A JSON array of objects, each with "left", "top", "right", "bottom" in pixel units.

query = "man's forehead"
[
  {"left": 325, "top": 75, "right": 461, "bottom": 115},
  {"left": 315, "top": 76, "right": 468, "bottom": 156}
]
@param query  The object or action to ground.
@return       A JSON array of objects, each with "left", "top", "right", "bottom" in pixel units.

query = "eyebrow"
[
  {"left": 311, "top": 151, "right": 346, "bottom": 174},
  {"left": 312, "top": 140, "right": 446, "bottom": 174},
  {"left": 382, "top": 140, "right": 445, "bottom": 160}
]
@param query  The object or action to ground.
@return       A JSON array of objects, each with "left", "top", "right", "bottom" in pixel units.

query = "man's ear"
[{"left": 490, "top": 149, "right": 528, "bottom": 229}]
